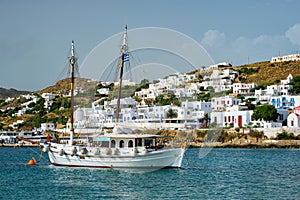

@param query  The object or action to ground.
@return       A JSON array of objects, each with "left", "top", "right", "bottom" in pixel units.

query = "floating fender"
[
  {"left": 93, "top": 148, "right": 100, "bottom": 155},
  {"left": 105, "top": 148, "right": 112, "bottom": 155},
  {"left": 112, "top": 148, "right": 120, "bottom": 155},
  {"left": 43, "top": 145, "right": 50, "bottom": 153},
  {"left": 59, "top": 149, "right": 65, "bottom": 156},
  {"left": 27, "top": 158, "right": 36, "bottom": 165},
  {"left": 80, "top": 148, "right": 88, "bottom": 155},
  {"left": 131, "top": 147, "right": 138, "bottom": 156},
  {"left": 141, "top": 147, "right": 147, "bottom": 155},
  {"left": 71, "top": 147, "right": 77, "bottom": 156}
]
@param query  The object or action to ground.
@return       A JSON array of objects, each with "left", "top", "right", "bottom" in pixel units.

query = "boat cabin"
[{"left": 91, "top": 134, "right": 158, "bottom": 149}]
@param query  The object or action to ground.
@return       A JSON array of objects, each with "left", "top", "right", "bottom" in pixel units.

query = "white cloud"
[
  {"left": 201, "top": 30, "right": 226, "bottom": 47},
  {"left": 285, "top": 23, "right": 300, "bottom": 45},
  {"left": 201, "top": 24, "right": 300, "bottom": 65}
]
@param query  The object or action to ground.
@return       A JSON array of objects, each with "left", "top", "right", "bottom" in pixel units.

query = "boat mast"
[
  {"left": 115, "top": 25, "right": 128, "bottom": 123},
  {"left": 69, "top": 40, "right": 76, "bottom": 145}
]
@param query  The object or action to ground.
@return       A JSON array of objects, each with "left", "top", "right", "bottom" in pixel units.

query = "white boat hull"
[{"left": 47, "top": 144, "right": 185, "bottom": 168}]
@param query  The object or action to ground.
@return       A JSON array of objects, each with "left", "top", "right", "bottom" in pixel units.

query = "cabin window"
[
  {"left": 136, "top": 138, "right": 142, "bottom": 146},
  {"left": 119, "top": 140, "right": 124, "bottom": 148},
  {"left": 145, "top": 139, "right": 153, "bottom": 147},
  {"left": 111, "top": 140, "right": 116, "bottom": 148},
  {"left": 100, "top": 141, "right": 109, "bottom": 148},
  {"left": 128, "top": 140, "right": 133, "bottom": 148}
]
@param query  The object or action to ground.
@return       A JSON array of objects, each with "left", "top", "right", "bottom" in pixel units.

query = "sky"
[{"left": 1, "top": 0, "right": 300, "bottom": 91}]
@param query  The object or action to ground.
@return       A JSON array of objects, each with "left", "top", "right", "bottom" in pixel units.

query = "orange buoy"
[{"left": 28, "top": 158, "right": 36, "bottom": 165}]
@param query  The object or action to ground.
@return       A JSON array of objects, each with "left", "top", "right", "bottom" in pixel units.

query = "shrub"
[{"left": 276, "top": 131, "right": 295, "bottom": 140}]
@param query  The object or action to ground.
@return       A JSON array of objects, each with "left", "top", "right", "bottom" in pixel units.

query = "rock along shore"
[{"left": 189, "top": 140, "right": 300, "bottom": 148}]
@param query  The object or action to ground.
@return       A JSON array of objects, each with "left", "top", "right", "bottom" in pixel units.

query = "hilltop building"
[{"left": 271, "top": 53, "right": 300, "bottom": 63}]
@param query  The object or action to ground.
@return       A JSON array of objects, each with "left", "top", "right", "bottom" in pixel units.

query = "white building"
[
  {"left": 200, "top": 69, "right": 236, "bottom": 92},
  {"left": 211, "top": 96, "right": 241, "bottom": 111},
  {"left": 281, "top": 74, "right": 293, "bottom": 85},
  {"left": 115, "top": 79, "right": 136, "bottom": 86},
  {"left": 255, "top": 74, "right": 293, "bottom": 102},
  {"left": 181, "top": 100, "right": 212, "bottom": 115},
  {"left": 266, "top": 85, "right": 292, "bottom": 96},
  {"left": 41, "top": 123, "right": 55, "bottom": 132},
  {"left": 270, "top": 95, "right": 300, "bottom": 109},
  {"left": 287, "top": 106, "right": 300, "bottom": 127},
  {"left": 210, "top": 105, "right": 253, "bottom": 127},
  {"left": 233, "top": 83, "right": 257, "bottom": 94},
  {"left": 271, "top": 53, "right": 300, "bottom": 63},
  {"left": 41, "top": 93, "right": 56, "bottom": 101},
  {"left": 42, "top": 93, "right": 56, "bottom": 109},
  {"left": 97, "top": 88, "right": 110, "bottom": 95},
  {"left": 9, "top": 120, "right": 24, "bottom": 129}
]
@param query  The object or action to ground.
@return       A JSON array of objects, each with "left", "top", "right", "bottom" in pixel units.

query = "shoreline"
[{"left": 189, "top": 140, "right": 300, "bottom": 148}]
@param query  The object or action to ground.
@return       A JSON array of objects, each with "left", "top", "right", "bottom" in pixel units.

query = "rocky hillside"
[
  {"left": 39, "top": 77, "right": 99, "bottom": 95},
  {"left": 231, "top": 60, "right": 300, "bottom": 86},
  {"left": 0, "top": 87, "right": 30, "bottom": 99}
]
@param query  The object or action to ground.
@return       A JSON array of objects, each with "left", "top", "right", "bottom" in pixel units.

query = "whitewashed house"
[
  {"left": 97, "top": 88, "right": 110, "bottom": 95},
  {"left": 42, "top": 93, "right": 56, "bottom": 101},
  {"left": 255, "top": 74, "right": 293, "bottom": 101},
  {"left": 287, "top": 106, "right": 300, "bottom": 127},
  {"left": 42, "top": 92, "right": 56, "bottom": 109},
  {"left": 200, "top": 70, "right": 234, "bottom": 92},
  {"left": 210, "top": 105, "right": 253, "bottom": 127},
  {"left": 181, "top": 100, "right": 212, "bottom": 115},
  {"left": 270, "top": 95, "right": 300, "bottom": 109},
  {"left": 114, "top": 79, "right": 136, "bottom": 86},
  {"left": 41, "top": 123, "right": 55, "bottom": 132},
  {"left": 211, "top": 96, "right": 241, "bottom": 111},
  {"left": 271, "top": 53, "right": 300, "bottom": 63},
  {"left": 233, "top": 83, "right": 257, "bottom": 94},
  {"left": 281, "top": 74, "right": 293, "bottom": 85},
  {"left": 255, "top": 88, "right": 271, "bottom": 102},
  {"left": 9, "top": 120, "right": 24, "bottom": 129}
]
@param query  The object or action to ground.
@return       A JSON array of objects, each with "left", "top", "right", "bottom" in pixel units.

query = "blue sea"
[{"left": 0, "top": 147, "right": 299, "bottom": 199}]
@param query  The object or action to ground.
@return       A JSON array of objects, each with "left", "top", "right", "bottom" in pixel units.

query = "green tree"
[
  {"left": 154, "top": 94, "right": 165, "bottom": 105},
  {"left": 154, "top": 94, "right": 180, "bottom": 106},
  {"left": 289, "top": 76, "right": 300, "bottom": 94},
  {"left": 225, "top": 88, "right": 233, "bottom": 95},
  {"left": 197, "top": 93, "right": 210, "bottom": 101},
  {"left": 140, "top": 79, "right": 149, "bottom": 85},
  {"left": 167, "top": 109, "right": 177, "bottom": 118},
  {"left": 252, "top": 104, "right": 278, "bottom": 122}
]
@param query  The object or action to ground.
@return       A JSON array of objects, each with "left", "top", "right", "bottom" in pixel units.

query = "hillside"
[
  {"left": 0, "top": 87, "right": 30, "bottom": 99},
  {"left": 231, "top": 60, "right": 300, "bottom": 86},
  {"left": 39, "top": 77, "right": 99, "bottom": 95}
]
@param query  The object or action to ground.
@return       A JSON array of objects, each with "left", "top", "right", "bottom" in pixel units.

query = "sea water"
[{"left": 0, "top": 147, "right": 299, "bottom": 199}]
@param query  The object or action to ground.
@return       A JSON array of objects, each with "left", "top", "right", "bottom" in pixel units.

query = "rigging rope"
[{"left": 183, "top": 150, "right": 202, "bottom": 170}]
